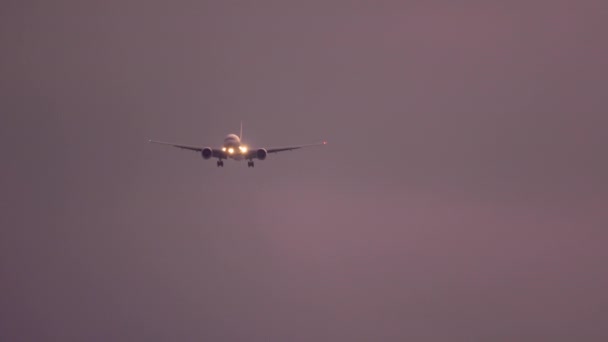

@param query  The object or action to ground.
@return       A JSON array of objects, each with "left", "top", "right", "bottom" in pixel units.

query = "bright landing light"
[
  {"left": 222, "top": 147, "right": 226, "bottom": 152},
  {"left": 228, "top": 148, "right": 234, "bottom": 154},
  {"left": 239, "top": 146, "right": 248, "bottom": 153}
]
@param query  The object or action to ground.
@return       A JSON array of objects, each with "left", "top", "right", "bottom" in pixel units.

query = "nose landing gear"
[
  {"left": 217, "top": 160, "right": 224, "bottom": 167},
  {"left": 247, "top": 161, "right": 255, "bottom": 168}
]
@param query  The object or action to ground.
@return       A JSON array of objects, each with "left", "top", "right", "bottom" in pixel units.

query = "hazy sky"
[{"left": 2, "top": 1, "right": 607, "bottom": 341}]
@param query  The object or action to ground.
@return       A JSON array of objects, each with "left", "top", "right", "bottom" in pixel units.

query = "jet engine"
[
  {"left": 201, "top": 147, "right": 213, "bottom": 159},
  {"left": 256, "top": 148, "right": 268, "bottom": 160}
]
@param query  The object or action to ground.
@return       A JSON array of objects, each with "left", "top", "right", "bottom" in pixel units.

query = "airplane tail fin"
[{"left": 239, "top": 120, "right": 243, "bottom": 141}]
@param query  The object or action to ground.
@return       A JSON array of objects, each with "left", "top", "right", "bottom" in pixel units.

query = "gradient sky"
[{"left": 2, "top": 1, "right": 608, "bottom": 341}]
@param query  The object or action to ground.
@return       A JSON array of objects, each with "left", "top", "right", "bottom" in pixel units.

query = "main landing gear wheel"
[
  {"left": 247, "top": 161, "right": 254, "bottom": 168},
  {"left": 217, "top": 160, "right": 224, "bottom": 167}
]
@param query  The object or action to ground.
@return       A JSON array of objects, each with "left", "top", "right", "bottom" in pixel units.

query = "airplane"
[{"left": 149, "top": 122, "right": 326, "bottom": 167}]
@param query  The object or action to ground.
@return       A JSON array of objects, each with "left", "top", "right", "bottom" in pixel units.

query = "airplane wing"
[
  {"left": 265, "top": 141, "right": 327, "bottom": 154},
  {"left": 149, "top": 139, "right": 204, "bottom": 152},
  {"left": 150, "top": 139, "right": 326, "bottom": 160},
  {"left": 148, "top": 140, "right": 224, "bottom": 157}
]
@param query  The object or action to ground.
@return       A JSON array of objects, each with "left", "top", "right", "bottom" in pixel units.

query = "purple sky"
[{"left": 2, "top": 1, "right": 608, "bottom": 341}]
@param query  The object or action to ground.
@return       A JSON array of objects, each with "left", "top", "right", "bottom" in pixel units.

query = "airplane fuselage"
[
  {"left": 223, "top": 134, "right": 240, "bottom": 148},
  {"left": 221, "top": 134, "right": 248, "bottom": 160}
]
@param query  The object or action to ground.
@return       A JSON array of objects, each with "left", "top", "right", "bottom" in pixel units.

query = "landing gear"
[
  {"left": 247, "top": 161, "right": 255, "bottom": 168},
  {"left": 217, "top": 160, "right": 224, "bottom": 167}
]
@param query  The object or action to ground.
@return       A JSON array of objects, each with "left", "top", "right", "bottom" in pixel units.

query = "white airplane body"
[{"left": 149, "top": 122, "right": 326, "bottom": 167}]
